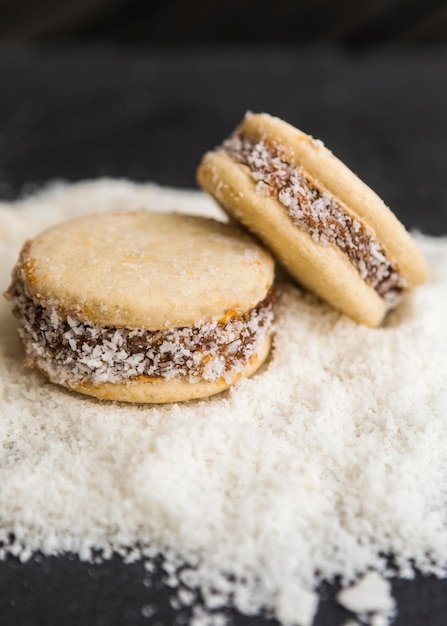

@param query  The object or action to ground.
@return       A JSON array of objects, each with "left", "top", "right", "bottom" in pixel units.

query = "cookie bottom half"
[{"left": 38, "top": 334, "right": 272, "bottom": 403}]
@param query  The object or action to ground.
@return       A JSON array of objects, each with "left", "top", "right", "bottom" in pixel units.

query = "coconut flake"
[
  {"left": 7, "top": 280, "right": 273, "bottom": 386},
  {"left": 337, "top": 572, "right": 396, "bottom": 616}
]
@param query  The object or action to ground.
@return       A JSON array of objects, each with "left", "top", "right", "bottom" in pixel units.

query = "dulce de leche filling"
[
  {"left": 7, "top": 280, "right": 274, "bottom": 387},
  {"left": 223, "top": 133, "right": 406, "bottom": 305}
]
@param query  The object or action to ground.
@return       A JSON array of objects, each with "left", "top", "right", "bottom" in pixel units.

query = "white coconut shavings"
[
  {"left": 0, "top": 181, "right": 447, "bottom": 626},
  {"left": 337, "top": 572, "right": 396, "bottom": 626},
  {"left": 275, "top": 582, "right": 319, "bottom": 626},
  {"left": 8, "top": 280, "right": 273, "bottom": 386},
  {"left": 223, "top": 134, "right": 406, "bottom": 304}
]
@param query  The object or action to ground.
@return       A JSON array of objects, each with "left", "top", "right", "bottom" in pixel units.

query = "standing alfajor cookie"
[
  {"left": 5, "top": 211, "right": 274, "bottom": 403},
  {"left": 197, "top": 112, "right": 428, "bottom": 327}
]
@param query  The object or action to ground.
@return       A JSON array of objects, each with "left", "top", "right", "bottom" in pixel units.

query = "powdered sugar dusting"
[
  {"left": 223, "top": 134, "right": 406, "bottom": 305},
  {"left": 0, "top": 181, "right": 447, "bottom": 626}
]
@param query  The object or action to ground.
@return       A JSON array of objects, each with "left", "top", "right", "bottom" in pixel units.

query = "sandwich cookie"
[
  {"left": 197, "top": 112, "right": 428, "bottom": 327},
  {"left": 5, "top": 211, "right": 274, "bottom": 403}
]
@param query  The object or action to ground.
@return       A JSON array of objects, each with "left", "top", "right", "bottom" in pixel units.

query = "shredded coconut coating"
[
  {"left": 7, "top": 280, "right": 274, "bottom": 386},
  {"left": 223, "top": 133, "right": 406, "bottom": 305}
]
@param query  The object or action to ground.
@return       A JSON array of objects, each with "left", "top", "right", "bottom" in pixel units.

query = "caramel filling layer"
[
  {"left": 223, "top": 133, "right": 406, "bottom": 305},
  {"left": 7, "top": 280, "right": 274, "bottom": 386}
]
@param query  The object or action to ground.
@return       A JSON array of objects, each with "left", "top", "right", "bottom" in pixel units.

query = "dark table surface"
[{"left": 0, "top": 44, "right": 446, "bottom": 626}]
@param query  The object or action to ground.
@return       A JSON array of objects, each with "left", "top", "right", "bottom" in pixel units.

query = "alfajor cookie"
[
  {"left": 197, "top": 112, "right": 428, "bottom": 327},
  {"left": 5, "top": 211, "right": 274, "bottom": 403}
]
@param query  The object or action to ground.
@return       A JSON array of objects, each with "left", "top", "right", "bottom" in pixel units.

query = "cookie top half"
[{"left": 15, "top": 211, "right": 274, "bottom": 330}]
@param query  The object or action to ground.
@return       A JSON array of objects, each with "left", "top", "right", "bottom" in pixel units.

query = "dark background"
[
  {"left": 1, "top": 0, "right": 447, "bottom": 43},
  {"left": 0, "top": 2, "right": 447, "bottom": 626}
]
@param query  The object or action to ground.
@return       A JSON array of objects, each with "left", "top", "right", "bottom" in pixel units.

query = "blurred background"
[
  {"left": 1, "top": 0, "right": 447, "bottom": 43},
  {"left": 0, "top": 0, "right": 446, "bottom": 231}
]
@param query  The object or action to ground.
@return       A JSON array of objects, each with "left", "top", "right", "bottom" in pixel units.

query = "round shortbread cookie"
[
  {"left": 197, "top": 112, "right": 428, "bottom": 327},
  {"left": 5, "top": 211, "right": 275, "bottom": 403}
]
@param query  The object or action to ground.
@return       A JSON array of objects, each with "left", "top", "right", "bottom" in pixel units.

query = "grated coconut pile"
[{"left": 1, "top": 180, "right": 447, "bottom": 626}]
